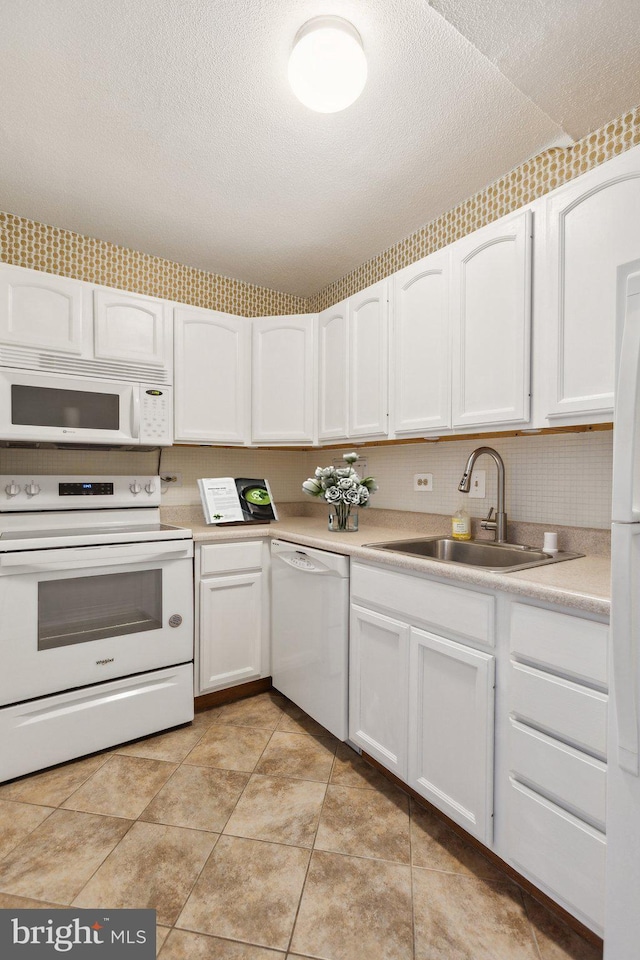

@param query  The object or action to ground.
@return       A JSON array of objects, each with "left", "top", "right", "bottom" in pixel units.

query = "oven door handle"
[{"left": 0, "top": 540, "right": 193, "bottom": 569}]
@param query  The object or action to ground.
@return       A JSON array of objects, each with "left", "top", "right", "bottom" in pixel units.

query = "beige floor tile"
[
  {"left": 141, "top": 765, "right": 250, "bottom": 832},
  {"left": 255, "top": 732, "right": 337, "bottom": 782},
  {"left": 116, "top": 723, "right": 205, "bottom": 762},
  {"left": 524, "top": 895, "right": 603, "bottom": 960},
  {"left": 156, "top": 926, "right": 171, "bottom": 957},
  {"left": 0, "top": 809, "right": 131, "bottom": 903},
  {"left": 0, "top": 799, "right": 55, "bottom": 859},
  {"left": 330, "top": 742, "right": 394, "bottom": 791},
  {"left": 177, "top": 834, "right": 310, "bottom": 951},
  {"left": 290, "top": 849, "right": 413, "bottom": 960},
  {"left": 184, "top": 725, "right": 271, "bottom": 773},
  {"left": 73, "top": 820, "right": 218, "bottom": 926},
  {"left": 61, "top": 755, "right": 177, "bottom": 819},
  {"left": 410, "top": 799, "right": 508, "bottom": 880},
  {"left": 0, "top": 893, "right": 68, "bottom": 909},
  {"left": 191, "top": 706, "right": 225, "bottom": 730},
  {"left": 315, "top": 782, "right": 410, "bottom": 863},
  {"left": 0, "top": 753, "right": 111, "bottom": 807},
  {"left": 413, "top": 867, "right": 539, "bottom": 960},
  {"left": 159, "top": 928, "right": 286, "bottom": 958},
  {"left": 216, "top": 692, "right": 288, "bottom": 731},
  {"left": 276, "top": 703, "right": 330, "bottom": 738},
  {"left": 224, "top": 774, "right": 326, "bottom": 847}
]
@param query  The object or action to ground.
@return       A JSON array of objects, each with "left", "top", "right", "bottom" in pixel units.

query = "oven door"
[
  {"left": 0, "top": 367, "right": 141, "bottom": 444},
  {"left": 0, "top": 539, "right": 194, "bottom": 705}
]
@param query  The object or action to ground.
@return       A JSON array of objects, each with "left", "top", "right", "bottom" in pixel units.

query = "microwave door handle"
[{"left": 131, "top": 389, "right": 141, "bottom": 439}]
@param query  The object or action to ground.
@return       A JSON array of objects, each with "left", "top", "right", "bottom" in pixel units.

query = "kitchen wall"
[{"left": 0, "top": 428, "right": 613, "bottom": 530}]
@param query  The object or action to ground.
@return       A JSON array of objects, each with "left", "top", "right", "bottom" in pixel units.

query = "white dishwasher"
[{"left": 271, "top": 539, "right": 349, "bottom": 740}]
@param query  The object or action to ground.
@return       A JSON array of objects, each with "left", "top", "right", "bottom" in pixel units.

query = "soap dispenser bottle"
[{"left": 451, "top": 504, "right": 471, "bottom": 541}]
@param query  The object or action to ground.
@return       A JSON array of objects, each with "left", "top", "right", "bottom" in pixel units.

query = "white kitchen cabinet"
[
  {"left": 408, "top": 626, "right": 495, "bottom": 843},
  {"left": 349, "top": 602, "right": 410, "bottom": 779},
  {"left": 317, "top": 300, "right": 349, "bottom": 442},
  {"left": 0, "top": 264, "right": 84, "bottom": 355},
  {"left": 174, "top": 305, "right": 250, "bottom": 444},
  {"left": 348, "top": 280, "right": 389, "bottom": 439},
  {"left": 93, "top": 288, "right": 170, "bottom": 369},
  {"left": 252, "top": 314, "right": 316, "bottom": 444},
  {"left": 391, "top": 250, "right": 451, "bottom": 435},
  {"left": 542, "top": 148, "right": 640, "bottom": 422},
  {"left": 450, "top": 210, "right": 532, "bottom": 428},
  {"left": 197, "top": 541, "right": 270, "bottom": 695}
]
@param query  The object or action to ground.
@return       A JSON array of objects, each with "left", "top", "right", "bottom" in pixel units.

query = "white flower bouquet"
[{"left": 302, "top": 452, "right": 378, "bottom": 531}]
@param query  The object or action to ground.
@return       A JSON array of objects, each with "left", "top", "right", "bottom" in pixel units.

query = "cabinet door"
[
  {"left": 348, "top": 280, "right": 389, "bottom": 438},
  {"left": 451, "top": 210, "right": 532, "bottom": 428},
  {"left": 199, "top": 571, "right": 264, "bottom": 693},
  {"left": 0, "top": 264, "right": 84, "bottom": 354},
  {"left": 174, "top": 305, "right": 250, "bottom": 444},
  {"left": 349, "top": 603, "right": 409, "bottom": 779},
  {"left": 545, "top": 150, "right": 640, "bottom": 420},
  {"left": 93, "top": 288, "right": 169, "bottom": 368},
  {"left": 391, "top": 250, "right": 451, "bottom": 435},
  {"left": 408, "top": 626, "right": 495, "bottom": 843},
  {"left": 318, "top": 301, "right": 349, "bottom": 442},
  {"left": 252, "top": 314, "right": 316, "bottom": 444}
]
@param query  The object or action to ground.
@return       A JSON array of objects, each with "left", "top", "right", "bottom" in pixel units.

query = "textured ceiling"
[{"left": 0, "top": 1, "right": 638, "bottom": 297}]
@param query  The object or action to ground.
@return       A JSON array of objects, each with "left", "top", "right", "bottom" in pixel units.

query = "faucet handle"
[{"left": 483, "top": 506, "right": 495, "bottom": 523}]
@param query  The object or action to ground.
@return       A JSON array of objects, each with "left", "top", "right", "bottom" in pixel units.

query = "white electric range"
[{"left": 0, "top": 475, "right": 194, "bottom": 782}]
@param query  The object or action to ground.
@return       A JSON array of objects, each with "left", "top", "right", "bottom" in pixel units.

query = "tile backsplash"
[{"left": 0, "top": 429, "right": 613, "bottom": 530}]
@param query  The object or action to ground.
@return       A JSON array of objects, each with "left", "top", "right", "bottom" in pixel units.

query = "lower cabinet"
[
  {"left": 349, "top": 562, "right": 496, "bottom": 843},
  {"left": 196, "top": 540, "right": 270, "bottom": 695}
]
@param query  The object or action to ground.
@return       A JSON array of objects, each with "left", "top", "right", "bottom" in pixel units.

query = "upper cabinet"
[
  {"left": 252, "top": 314, "right": 316, "bottom": 445},
  {"left": 450, "top": 210, "right": 532, "bottom": 429},
  {"left": 391, "top": 250, "right": 450, "bottom": 436},
  {"left": 0, "top": 265, "right": 84, "bottom": 355},
  {"left": 94, "top": 289, "right": 169, "bottom": 368},
  {"left": 174, "top": 305, "right": 250, "bottom": 445},
  {"left": 318, "top": 280, "right": 389, "bottom": 444},
  {"left": 542, "top": 149, "right": 640, "bottom": 423},
  {"left": 318, "top": 300, "right": 349, "bottom": 442},
  {"left": 348, "top": 280, "right": 389, "bottom": 439}
]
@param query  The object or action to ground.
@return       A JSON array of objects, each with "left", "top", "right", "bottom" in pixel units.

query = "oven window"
[
  {"left": 38, "top": 570, "right": 163, "bottom": 650},
  {"left": 12, "top": 384, "right": 120, "bottom": 430}
]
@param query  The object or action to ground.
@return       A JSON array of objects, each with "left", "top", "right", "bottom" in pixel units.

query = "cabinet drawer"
[
  {"left": 510, "top": 662, "right": 607, "bottom": 758},
  {"left": 351, "top": 563, "right": 494, "bottom": 646},
  {"left": 509, "top": 719, "right": 606, "bottom": 830},
  {"left": 510, "top": 602, "right": 608, "bottom": 687},
  {"left": 200, "top": 541, "right": 263, "bottom": 576},
  {"left": 508, "top": 779, "right": 605, "bottom": 930}
]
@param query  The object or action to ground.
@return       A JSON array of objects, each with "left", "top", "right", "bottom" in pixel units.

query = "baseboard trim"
[
  {"left": 361, "top": 751, "right": 603, "bottom": 950},
  {"left": 194, "top": 677, "right": 273, "bottom": 711}
]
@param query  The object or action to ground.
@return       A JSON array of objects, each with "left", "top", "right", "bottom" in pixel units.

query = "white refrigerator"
[{"left": 606, "top": 259, "right": 640, "bottom": 959}]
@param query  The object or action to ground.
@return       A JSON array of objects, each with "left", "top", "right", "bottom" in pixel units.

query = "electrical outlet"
[
  {"left": 468, "top": 469, "right": 486, "bottom": 499},
  {"left": 414, "top": 473, "right": 433, "bottom": 492}
]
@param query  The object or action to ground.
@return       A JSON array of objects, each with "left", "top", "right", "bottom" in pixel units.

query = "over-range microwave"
[{"left": 0, "top": 368, "right": 172, "bottom": 445}]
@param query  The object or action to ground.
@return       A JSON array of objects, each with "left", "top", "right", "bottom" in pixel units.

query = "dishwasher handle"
[{"left": 273, "top": 550, "right": 342, "bottom": 576}]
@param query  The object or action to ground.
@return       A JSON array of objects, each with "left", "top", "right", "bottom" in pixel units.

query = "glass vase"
[{"left": 328, "top": 503, "right": 358, "bottom": 532}]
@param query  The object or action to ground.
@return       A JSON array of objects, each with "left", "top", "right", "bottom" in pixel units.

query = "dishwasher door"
[{"left": 271, "top": 540, "right": 349, "bottom": 740}]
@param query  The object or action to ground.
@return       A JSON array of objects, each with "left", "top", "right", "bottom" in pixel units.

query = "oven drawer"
[{"left": 0, "top": 664, "right": 194, "bottom": 783}]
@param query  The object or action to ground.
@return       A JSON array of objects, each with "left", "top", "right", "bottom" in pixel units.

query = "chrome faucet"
[{"left": 458, "top": 446, "right": 508, "bottom": 543}]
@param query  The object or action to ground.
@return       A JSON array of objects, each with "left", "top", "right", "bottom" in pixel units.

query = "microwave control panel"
[{"left": 139, "top": 385, "right": 173, "bottom": 444}]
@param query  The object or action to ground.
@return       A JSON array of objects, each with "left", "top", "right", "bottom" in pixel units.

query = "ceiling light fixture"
[{"left": 288, "top": 16, "right": 367, "bottom": 114}]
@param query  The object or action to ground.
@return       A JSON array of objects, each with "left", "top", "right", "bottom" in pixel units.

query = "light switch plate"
[{"left": 468, "top": 469, "right": 486, "bottom": 498}]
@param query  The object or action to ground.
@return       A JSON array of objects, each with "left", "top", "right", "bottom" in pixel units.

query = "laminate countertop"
[{"left": 163, "top": 509, "right": 611, "bottom": 619}]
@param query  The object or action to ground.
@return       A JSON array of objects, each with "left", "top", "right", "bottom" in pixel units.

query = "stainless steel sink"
[{"left": 364, "top": 536, "right": 584, "bottom": 573}]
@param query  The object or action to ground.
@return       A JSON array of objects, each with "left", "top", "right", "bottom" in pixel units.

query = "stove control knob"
[
  {"left": 145, "top": 482, "right": 155, "bottom": 495},
  {"left": 130, "top": 482, "right": 142, "bottom": 495},
  {"left": 5, "top": 482, "right": 20, "bottom": 497},
  {"left": 25, "top": 482, "right": 41, "bottom": 497}
]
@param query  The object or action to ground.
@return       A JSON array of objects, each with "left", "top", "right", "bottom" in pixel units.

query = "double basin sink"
[{"left": 365, "top": 536, "right": 583, "bottom": 573}]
